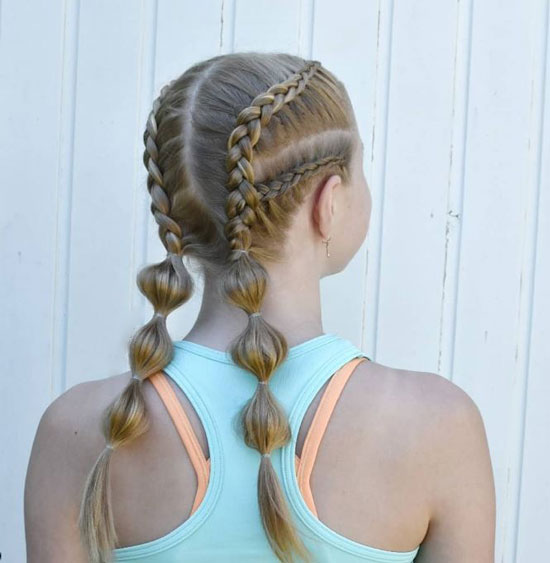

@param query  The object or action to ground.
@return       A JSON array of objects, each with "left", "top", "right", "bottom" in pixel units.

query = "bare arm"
[
  {"left": 415, "top": 379, "right": 496, "bottom": 562},
  {"left": 24, "top": 384, "right": 92, "bottom": 563}
]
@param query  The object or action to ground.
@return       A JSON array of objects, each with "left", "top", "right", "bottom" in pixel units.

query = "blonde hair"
[{"left": 78, "top": 51, "right": 358, "bottom": 563}]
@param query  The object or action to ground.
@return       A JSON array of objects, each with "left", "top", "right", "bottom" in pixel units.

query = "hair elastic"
[
  {"left": 235, "top": 249, "right": 248, "bottom": 255},
  {"left": 262, "top": 452, "right": 271, "bottom": 457},
  {"left": 105, "top": 443, "right": 114, "bottom": 451},
  {"left": 249, "top": 312, "right": 261, "bottom": 318},
  {"left": 153, "top": 311, "right": 165, "bottom": 319},
  {"left": 131, "top": 374, "right": 141, "bottom": 381},
  {"left": 258, "top": 380, "right": 268, "bottom": 385}
]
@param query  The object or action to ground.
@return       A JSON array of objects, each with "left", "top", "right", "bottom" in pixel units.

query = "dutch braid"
[
  {"left": 224, "top": 61, "right": 321, "bottom": 256},
  {"left": 221, "top": 61, "right": 322, "bottom": 563},
  {"left": 77, "top": 82, "right": 194, "bottom": 563},
  {"left": 257, "top": 155, "right": 347, "bottom": 202}
]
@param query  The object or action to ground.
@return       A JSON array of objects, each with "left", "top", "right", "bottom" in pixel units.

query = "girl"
[{"left": 25, "top": 52, "right": 495, "bottom": 563}]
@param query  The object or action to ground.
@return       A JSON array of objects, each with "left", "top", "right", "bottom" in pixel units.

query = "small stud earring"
[{"left": 322, "top": 236, "right": 332, "bottom": 257}]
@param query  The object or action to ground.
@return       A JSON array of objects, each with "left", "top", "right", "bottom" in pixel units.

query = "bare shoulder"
[
  {"left": 31, "top": 371, "right": 133, "bottom": 457},
  {"left": 350, "top": 359, "right": 495, "bottom": 560},
  {"left": 352, "top": 358, "right": 487, "bottom": 440},
  {"left": 25, "top": 372, "right": 133, "bottom": 500},
  {"left": 24, "top": 372, "right": 136, "bottom": 561},
  {"left": 26, "top": 369, "right": 174, "bottom": 508},
  {"left": 349, "top": 357, "right": 494, "bottom": 506}
]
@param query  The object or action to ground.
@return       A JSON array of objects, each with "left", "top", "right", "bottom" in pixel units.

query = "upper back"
[{"left": 72, "top": 333, "right": 430, "bottom": 562}]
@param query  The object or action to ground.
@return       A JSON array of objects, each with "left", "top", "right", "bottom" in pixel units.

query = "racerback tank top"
[{"left": 112, "top": 332, "right": 421, "bottom": 562}]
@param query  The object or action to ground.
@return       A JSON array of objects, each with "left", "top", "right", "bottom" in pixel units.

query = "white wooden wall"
[{"left": 1, "top": 1, "right": 548, "bottom": 561}]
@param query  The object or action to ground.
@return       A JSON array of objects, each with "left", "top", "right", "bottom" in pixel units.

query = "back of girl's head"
[{"left": 78, "top": 51, "right": 359, "bottom": 563}]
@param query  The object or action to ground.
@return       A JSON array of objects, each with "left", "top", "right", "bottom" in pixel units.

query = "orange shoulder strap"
[
  {"left": 149, "top": 371, "right": 210, "bottom": 515},
  {"left": 295, "top": 356, "right": 368, "bottom": 517}
]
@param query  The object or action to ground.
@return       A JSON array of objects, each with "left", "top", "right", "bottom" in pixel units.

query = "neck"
[{"left": 182, "top": 260, "right": 324, "bottom": 351}]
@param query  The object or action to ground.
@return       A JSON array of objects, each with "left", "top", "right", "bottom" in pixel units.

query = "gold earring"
[{"left": 322, "top": 236, "right": 331, "bottom": 257}]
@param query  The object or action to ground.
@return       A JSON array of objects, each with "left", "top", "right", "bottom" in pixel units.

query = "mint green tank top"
[{"left": 112, "top": 332, "right": 421, "bottom": 562}]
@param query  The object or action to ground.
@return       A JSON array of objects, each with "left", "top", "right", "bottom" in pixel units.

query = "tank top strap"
[
  {"left": 148, "top": 371, "right": 211, "bottom": 515},
  {"left": 279, "top": 341, "right": 371, "bottom": 527},
  {"left": 294, "top": 356, "right": 369, "bottom": 517}
]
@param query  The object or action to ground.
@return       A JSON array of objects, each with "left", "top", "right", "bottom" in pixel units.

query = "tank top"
[{"left": 112, "top": 332, "right": 421, "bottom": 562}]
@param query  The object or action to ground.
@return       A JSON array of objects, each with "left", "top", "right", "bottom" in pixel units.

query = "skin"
[{"left": 25, "top": 131, "right": 496, "bottom": 562}]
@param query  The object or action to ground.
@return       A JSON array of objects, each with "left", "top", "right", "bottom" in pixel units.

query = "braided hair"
[{"left": 78, "top": 52, "right": 358, "bottom": 563}]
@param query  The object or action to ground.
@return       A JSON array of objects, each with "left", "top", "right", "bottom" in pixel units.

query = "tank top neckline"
[{"left": 173, "top": 332, "right": 339, "bottom": 364}]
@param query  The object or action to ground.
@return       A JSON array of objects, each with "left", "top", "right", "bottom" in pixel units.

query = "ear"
[{"left": 312, "top": 174, "right": 343, "bottom": 240}]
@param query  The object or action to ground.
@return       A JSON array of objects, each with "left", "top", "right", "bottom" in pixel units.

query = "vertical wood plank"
[
  {"left": 0, "top": 1, "right": 67, "bottom": 559},
  {"left": 452, "top": 1, "right": 544, "bottom": 559},
  {"left": 515, "top": 1, "right": 550, "bottom": 558},
  {"left": 373, "top": 1, "right": 460, "bottom": 372},
  {"left": 233, "top": 0, "right": 301, "bottom": 53},
  {"left": 65, "top": 1, "right": 151, "bottom": 386}
]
